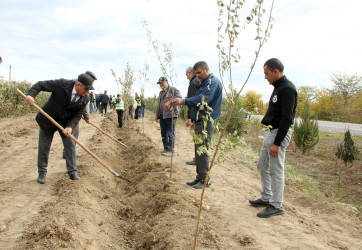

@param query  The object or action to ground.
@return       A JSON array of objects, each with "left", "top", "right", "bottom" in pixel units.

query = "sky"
[{"left": 0, "top": 0, "right": 361, "bottom": 101}]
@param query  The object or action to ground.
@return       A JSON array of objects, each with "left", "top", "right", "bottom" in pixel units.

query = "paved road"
[{"left": 254, "top": 115, "right": 362, "bottom": 136}]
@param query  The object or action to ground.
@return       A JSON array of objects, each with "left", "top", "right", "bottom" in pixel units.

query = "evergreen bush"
[
  {"left": 218, "top": 97, "right": 247, "bottom": 136},
  {"left": 293, "top": 101, "right": 319, "bottom": 154},
  {"left": 335, "top": 129, "right": 360, "bottom": 167}
]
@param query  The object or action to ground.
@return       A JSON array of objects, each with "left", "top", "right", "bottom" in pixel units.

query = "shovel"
[
  {"left": 17, "top": 89, "right": 131, "bottom": 182},
  {"left": 85, "top": 119, "right": 128, "bottom": 148}
]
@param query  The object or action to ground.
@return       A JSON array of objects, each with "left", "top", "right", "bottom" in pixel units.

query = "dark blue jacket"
[
  {"left": 184, "top": 73, "right": 223, "bottom": 122},
  {"left": 100, "top": 93, "right": 110, "bottom": 104}
]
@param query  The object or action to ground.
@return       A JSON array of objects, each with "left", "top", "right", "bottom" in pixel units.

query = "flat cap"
[
  {"left": 85, "top": 71, "right": 97, "bottom": 80},
  {"left": 77, "top": 73, "right": 94, "bottom": 90}
]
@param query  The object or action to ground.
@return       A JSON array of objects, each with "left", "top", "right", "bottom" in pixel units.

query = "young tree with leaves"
[
  {"left": 171, "top": 0, "right": 275, "bottom": 248},
  {"left": 143, "top": 19, "right": 179, "bottom": 178},
  {"left": 111, "top": 61, "right": 136, "bottom": 123}
]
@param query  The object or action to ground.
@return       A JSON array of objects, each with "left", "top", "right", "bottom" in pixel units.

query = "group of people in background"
[
  {"left": 25, "top": 57, "right": 297, "bottom": 219},
  {"left": 88, "top": 90, "right": 146, "bottom": 125}
]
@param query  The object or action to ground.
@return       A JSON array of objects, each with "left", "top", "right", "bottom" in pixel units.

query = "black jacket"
[
  {"left": 261, "top": 76, "right": 298, "bottom": 146},
  {"left": 100, "top": 93, "right": 110, "bottom": 104},
  {"left": 27, "top": 78, "right": 89, "bottom": 134},
  {"left": 186, "top": 75, "right": 201, "bottom": 119}
]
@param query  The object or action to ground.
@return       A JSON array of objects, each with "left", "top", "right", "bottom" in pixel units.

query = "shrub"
[
  {"left": 0, "top": 79, "right": 50, "bottom": 118},
  {"left": 218, "top": 97, "right": 247, "bottom": 136},
  {"left": 335, "top": 129, "right": 360, "bottom": 167},
  {"left": 293, "top": 101, "right": 319, "bottom": 154}
]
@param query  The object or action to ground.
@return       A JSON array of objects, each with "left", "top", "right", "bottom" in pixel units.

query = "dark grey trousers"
[
  {"left": 38, "top": 127, "right": 77, "bottom": 174},
  {"left": 194, "top": 120, "right": 214, "bottom": 182},
  {"left": 62, "top": 123, "right": 79, "bottom": 154}
]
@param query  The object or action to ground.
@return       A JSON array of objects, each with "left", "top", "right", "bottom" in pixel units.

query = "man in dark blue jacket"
[
  {"left": 100, "top": 90, "right": 110, "bottom": 115},
  {"left": 249, "top": 58, "right": 297, "bottom": 218},
  {"left": 171, "top": 61, "right": 222, "bottom": 189},
  {"left": 26, "top": 73, "right": 94, "bottom": 184}
]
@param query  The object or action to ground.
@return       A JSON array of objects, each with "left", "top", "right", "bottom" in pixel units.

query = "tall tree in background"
[
  {"left": 240, "top": 90, "right": 265, "bottom": 115},
  {"left": 330, "top": 72, "right": 361, "bottom": 122},
  {"left": 296, "top": 86, "right": 316, "bottom": 118},
  {"left": 330, "top": 72, "right": 361, "bottom": 106},
  {"left": 311, "top": 87, "right": 333, "bottom": 121}
]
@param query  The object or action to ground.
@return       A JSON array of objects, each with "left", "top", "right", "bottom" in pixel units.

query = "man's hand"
[
  {"left": 25, "top": 95, "right": 35, "bottom": 106},
  {"left": 190, "top": 122, "right": 195, "bottom": 130},
  {"left": 164, "top": 101, "right": 171, "bottom": 110},
  {"left": 269, "top": 144, "right": 280, "bottom": 157},
  {"left": 155, "top": 117, "right": 159, "bottom": 123},
  {"left": 63, "top": 127, "right": 72, "bottom": 137},
  {"left": 170, "top": 98, "right": 183, "bottom": 107},
  {"left": 185, "top": 118, "right": 191, "bottom": 127},
  {"left": 85, "top": 119, "right": 90, "bottom": 124}
]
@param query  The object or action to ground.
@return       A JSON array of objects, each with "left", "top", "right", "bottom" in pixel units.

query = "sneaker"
[
  {"left": 192, "top": 181, "right": 211, "bottom": 189},
  {"left": 186, "top": 179, "right": 200, "bottom": 186},
  {"left": 37, "top": 173, "right": 46, "bottom": 184},
  {"left": 158, "top": 149, "right": 167, "bottom": 153},
  {"left": 186, "top": 159, "right": 196, "bottom": 165},
  {"left": 69, "top": 171, "right": 80, "bottom": 180},
  {"left": 249, "top": 198, "right": 270, "bottom": 207},
  {"left": 162, "top": 151, "right": 173, "bottom": 157},
  {"left": 257, "top": 204, "right": 285, "bottom": 218}
]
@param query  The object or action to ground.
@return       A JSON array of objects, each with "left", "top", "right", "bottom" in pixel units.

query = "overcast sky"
[{"left": 0, "top": 0, "right": 361, "bottom": 101}]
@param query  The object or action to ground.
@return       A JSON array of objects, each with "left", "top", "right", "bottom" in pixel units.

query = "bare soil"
[{"left": 0, "top": 110, "right": 361, "bottom": 249}]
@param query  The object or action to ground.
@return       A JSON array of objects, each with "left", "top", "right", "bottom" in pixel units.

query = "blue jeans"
[
  {"left": 159, "top": 117, "right": 177, "bottom": 152},
  {"left": 257, "top": 128, "right": 292, "bottom": 209},
  {"left": 140, "top": 106, "right": 145, "bottom": 117},
  {"left": 89, "top": 103, "right": 94, "bottom": 113}
]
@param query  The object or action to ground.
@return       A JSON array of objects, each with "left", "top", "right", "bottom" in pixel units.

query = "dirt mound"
[
  {"left": 9, "top": 114, "right": 201, "bottom": 249},
  {"left": 0, "top": 111, "right": 361, "bottom": 249}
]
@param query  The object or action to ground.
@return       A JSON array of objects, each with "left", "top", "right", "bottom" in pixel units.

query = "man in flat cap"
[
  {"left": 62, "top": 71, "right": 97, "bottom": 159},
  {"left": 26, "top": 73, "right": 94, "bottom": 184},
  {"left": 155, "top": 76, "right": 182, "bottom": 157}
]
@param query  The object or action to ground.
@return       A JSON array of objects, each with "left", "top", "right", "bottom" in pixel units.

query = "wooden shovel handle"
[{"left": 16, "top": 89, "right": 130, "bottom": 182}]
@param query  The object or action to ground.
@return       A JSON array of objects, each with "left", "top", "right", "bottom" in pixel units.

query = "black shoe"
[
  {"left": 192, "top": 181, "right": 211, "bottom": 189},
  {"left": 186, "top": 179, "right": 200, "bottom": 186},
  {"left": 37, "top": 173, "right": 46, "bottom": 184},
  {"left": 186, "top": 159, "right": 196, "bottom": 165},
  {"left": 249, "top": 198, "right": 270, "bottom": 207},
  {"left": 257, "top": 204, "right": 285, "bottom": 218},
  {"left": 69, "top": 171, "right": 80, "bottom": 180},
  {"left": 62, "top": 151, "right": 66, "bottom": 159}
]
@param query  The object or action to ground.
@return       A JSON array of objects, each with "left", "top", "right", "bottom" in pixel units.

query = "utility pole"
[{"left": 9, "top": 65, "right": 11, "bottom": 84}]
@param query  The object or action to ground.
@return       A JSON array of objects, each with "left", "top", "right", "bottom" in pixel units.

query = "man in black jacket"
[
  {"left": 26, "top": 73, "right": 94, "bottom": 184},
  {"left": 100, "top": 90, "right": 110, "bottom": 116},
  {"left": 249, "top": 58, "right": 298, "bottom": 218},
  {"left": 62, "top": 71, "right": 97, "bottom": 159},
  {"left": 185, "top": 66, "right": 200, "bottom": 165}
]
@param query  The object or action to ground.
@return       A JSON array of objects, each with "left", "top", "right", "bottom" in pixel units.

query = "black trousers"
[{"left": 117, "top": 109, "right": 124, "bottom": 127}]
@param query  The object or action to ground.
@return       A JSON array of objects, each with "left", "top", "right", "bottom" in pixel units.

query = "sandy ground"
[{"left": 0, "top": 109, "right": 361, "bottom": 249}]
